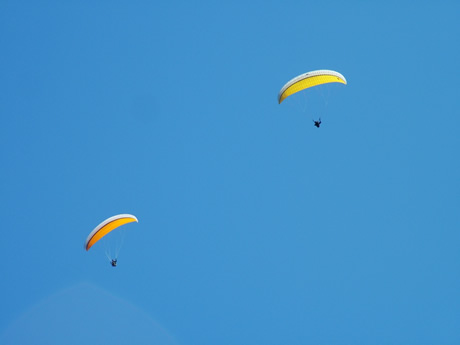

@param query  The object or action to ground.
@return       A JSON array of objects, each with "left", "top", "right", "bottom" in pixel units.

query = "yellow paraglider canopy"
[
  {"left": 278, "top": 70, "right": 347, "bottom": 104},
  {"left": 85, "top": 214, "right": 138, "bottom": 251}
]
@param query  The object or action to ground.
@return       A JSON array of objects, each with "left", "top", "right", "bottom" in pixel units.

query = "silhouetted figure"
[
  {"left": 313, "top": 118, "right": 321, "bottom": 128},
  {"left": 111, "top": 259, "right": 117, "bottom": 267}
]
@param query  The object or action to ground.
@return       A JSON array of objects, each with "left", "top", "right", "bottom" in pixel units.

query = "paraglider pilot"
[
  {"left": 111, "top": 259, "right": 117, "bottom": 267},
  {"left": 313, "top": 118, "right": 321, "bottom": 128}
]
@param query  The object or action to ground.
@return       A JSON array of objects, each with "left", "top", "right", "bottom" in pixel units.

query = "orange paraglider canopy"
[{"left": 85, "top": 214, "right": 138, "bottom": 251}]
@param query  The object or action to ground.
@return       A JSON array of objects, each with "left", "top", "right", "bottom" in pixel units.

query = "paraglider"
[
  {"left": 313, "top": 118, "right": 321, "bottom": 128},
  {"left": 85, "top": 214, "right": 138, "bottom": 266},
  {"left": 278, "top": 70, "right": 346, "bottom": 127}
]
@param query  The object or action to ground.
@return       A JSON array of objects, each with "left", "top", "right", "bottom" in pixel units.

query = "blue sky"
[{"left": 1, "top": 1, "right": 459, "bottom": 344}]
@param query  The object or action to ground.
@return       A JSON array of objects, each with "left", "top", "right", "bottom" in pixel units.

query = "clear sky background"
[{"left": 1, "top": 1, "right": 459, "bottom": 344}]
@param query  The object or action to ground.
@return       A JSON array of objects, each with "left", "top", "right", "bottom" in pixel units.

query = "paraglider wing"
[
  {"left": 278, "top": 70, "right": 347, "bottom": 104},
  {"left": 85, "top": 214, "right": 138, "bottom": 251}
]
